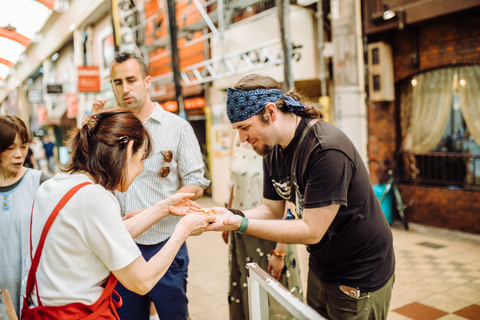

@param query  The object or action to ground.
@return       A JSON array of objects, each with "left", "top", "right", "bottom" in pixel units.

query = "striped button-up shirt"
[{"left": 114, "top": 103, "right": 210, "bottom": 244}]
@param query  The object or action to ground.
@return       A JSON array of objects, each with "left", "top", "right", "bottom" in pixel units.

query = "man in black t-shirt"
[{"left": 207, "top": 74, "right": 395, "bottom": 319}]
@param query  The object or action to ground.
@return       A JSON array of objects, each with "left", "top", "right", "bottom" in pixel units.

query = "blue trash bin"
[{"left": 373, "top": 184, "right": 393, "bottom": 225}]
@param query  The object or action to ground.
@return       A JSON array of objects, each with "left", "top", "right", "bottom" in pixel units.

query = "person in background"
[
  {"left": 93, "top": 52, "right": 210, "bottom": 320},
  {"left": 0, "top": 115, "right": 49, "bottom": 318},
  {"left": 224, "top": 133, "right": 302, "bottom": 320},
  {"left": 207, "top": 74, "right": 395, "bottom": 320},
  {"left": 22, "top": 107, "right": 215, "bottom": 319},
  {"left": 30, "top": 137, "right": 44, "bottom": 170},
  {"left": 42, "top": 135, "right": 55, "bottom": 174}
]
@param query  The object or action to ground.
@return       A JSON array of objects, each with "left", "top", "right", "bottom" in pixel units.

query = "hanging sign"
[
  {"left": 78, "top": 66, "right": 101, "bottom": 92},
  {"left": 47, "top": 85, "right": 63, "bottom": 94}
]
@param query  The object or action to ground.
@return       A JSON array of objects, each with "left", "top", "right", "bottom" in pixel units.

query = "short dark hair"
[
  {"left": 112, "top": 52, "right": 149, "bottom": 78},
  {"left": 233, "top": 74, "right": 323, "bottom": 122},
  {"left": 0, "top": 115, "right": 29, "bottom": 154},
  {"left": 64, "top": 107, "right": 152, "bottom": 191}
]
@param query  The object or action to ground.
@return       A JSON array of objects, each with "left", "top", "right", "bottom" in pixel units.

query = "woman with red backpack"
[{"left": 22, "top": 107, "right": 215, "bottom": 319}]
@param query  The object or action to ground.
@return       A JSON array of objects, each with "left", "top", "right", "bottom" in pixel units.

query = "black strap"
[
  {"left": 228, "top": 208, "right": 245, "bottom": 217},
  {"left": 290, "top": 119, "right": 320, "bottom": 204}
]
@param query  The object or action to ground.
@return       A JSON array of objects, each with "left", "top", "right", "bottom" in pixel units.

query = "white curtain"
[
  {"left": 457, "top": 65, "right": 480, "bottom": 146},
  {"left": 409, "top": 68, "right": 454, "bottom": 154}
]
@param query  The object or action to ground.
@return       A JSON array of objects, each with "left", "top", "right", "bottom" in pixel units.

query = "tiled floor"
[{"left": 188, "top": 197, "right": 480, "bottom": 320}]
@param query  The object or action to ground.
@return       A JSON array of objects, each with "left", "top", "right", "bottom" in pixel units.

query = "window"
[{"left": 399, "top": 66, "right": 480, "bottom": 189}]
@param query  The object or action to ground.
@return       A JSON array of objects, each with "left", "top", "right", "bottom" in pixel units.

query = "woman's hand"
[
  {"left": 167, "top": 193, "right": 203, "bottom": 216},
  {"left": 177, "top": 211, "right": 217, "bottom": 237},
  {"left": 267, "top": 255, "right": 285, "bottom": 280}
]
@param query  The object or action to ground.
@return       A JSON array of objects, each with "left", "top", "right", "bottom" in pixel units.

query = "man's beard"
[
  {"left": 253, "top": 143, "right": 273, "bottom": 157},
  {"left": 120, "top": 97, "right": 141, "bottom": 110}
]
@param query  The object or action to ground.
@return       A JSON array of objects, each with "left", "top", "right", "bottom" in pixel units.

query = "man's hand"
[
  {"left": 167, "top": 193, "right": 203, "bottom": 216},
  {"left": 267, "top": 255, "right": 285, "bottom": 280},
  {"left": 205, "top": 207, "right": 242, "bottom": 232},
  {"left": 221, "top": 231, "right": 229, "bottom": 244},
  {"left": 92, "top": 98, "right": 109, "bottom": 114}
]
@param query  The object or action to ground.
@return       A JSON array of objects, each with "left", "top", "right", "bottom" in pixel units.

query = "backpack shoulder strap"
[
  {"left": 26, "top": 182, "right": 92, "bottom": 306},
  {"left": 290, "top": 119, "right": 320, "bottom": 204}
]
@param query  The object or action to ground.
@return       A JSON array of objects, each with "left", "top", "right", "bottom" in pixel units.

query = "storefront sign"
[{"left": 78, "top": 66, "right": 101, "bottom": 92}]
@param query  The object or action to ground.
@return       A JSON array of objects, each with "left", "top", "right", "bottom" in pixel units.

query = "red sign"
[
  {"left": 78, "top": 66, "right": 101, "bottom": 92},
  {"left": 37, "top": 105, "right": 47, "bottom": 125},
  {"left": 66, "top": 93, "right": 78, "bottom": 118}
]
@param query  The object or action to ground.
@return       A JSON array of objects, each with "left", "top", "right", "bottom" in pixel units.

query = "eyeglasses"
[{"left": 159, "top": 149, "right": 173, "bottom": 178}]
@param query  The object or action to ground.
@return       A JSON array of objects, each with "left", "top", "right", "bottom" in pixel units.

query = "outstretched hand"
[
  {"left": 205, "top": 207, "right": 242, "bottom": 232},
  {"left": 168, "top": 193, "right": 203, "bottom": 216}
]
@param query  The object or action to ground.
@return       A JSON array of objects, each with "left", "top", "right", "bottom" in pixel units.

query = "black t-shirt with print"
[{"left": 263, "top": 118, "right": 395, "bottom": 291}]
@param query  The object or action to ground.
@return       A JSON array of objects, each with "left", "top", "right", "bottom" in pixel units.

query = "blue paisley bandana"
[{"left": 226, "top": 87, "right": 306, "bottom": 123}]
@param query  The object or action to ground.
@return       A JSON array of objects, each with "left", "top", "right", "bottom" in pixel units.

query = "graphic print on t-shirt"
[{"left": 270, "top": 176, "right": 304, "bottom": 219}]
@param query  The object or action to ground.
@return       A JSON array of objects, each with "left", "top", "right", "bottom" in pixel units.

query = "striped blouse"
[{"left": 114, "top": 103, "right": 210, "bottom": 245}]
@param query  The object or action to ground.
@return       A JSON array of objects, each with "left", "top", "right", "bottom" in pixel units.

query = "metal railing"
[
  {"left": 400, "top": 151, "right": 480, "bottom": 189},
  {"left": 246, "top": 262, "right": 325, "bottom": 320}
]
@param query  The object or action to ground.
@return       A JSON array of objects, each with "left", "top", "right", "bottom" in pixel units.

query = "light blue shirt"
[{"left": 0, "top": 169, "right": 42, "bottom": 316}]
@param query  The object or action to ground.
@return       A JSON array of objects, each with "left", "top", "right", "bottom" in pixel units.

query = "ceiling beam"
[
  {"left": 0, "top": 57, "right": 14, "bottom": 68},
  {"left": 36, "top": 0, "right": 55, "bottom": 10},
  {"left": 0, "top": 27, "right": 31, "bottom": 47}
]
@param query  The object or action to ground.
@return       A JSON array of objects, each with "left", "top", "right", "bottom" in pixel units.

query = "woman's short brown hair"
[
  {"left": 0, "top": 115, "right": 29, "bottom": 154},
  {"left": 65, "top": 107, "right": 152, "bottom": 191}
]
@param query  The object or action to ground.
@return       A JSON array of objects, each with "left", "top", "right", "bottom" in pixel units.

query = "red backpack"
[{"left": 21, "top": 182, "right": 122, "bottom": 320}]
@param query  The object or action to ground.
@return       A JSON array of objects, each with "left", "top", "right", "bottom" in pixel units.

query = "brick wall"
[
  {"left": 367, "top": 8, "right": 480, "bottom": 234},
  {"left": 393, "top": 9, "right": 480, "bottom": 82},
  {"left": 367, "top": 101, "right": 397, "bottom": 185},
  {"left": 397, "top": 183, "right": 480, "bottom": 234}
]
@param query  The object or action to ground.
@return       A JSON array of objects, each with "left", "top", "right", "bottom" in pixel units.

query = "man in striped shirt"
[{"left": 95, "top": 52, "right": 210, "bottom": 320}]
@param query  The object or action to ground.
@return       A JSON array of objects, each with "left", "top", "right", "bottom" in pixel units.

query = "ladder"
[{"left": 150, "top": 38, "right": 283, "bottom": 98}]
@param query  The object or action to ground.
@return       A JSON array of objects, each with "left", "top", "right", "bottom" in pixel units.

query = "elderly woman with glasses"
[
  {"left": 0, "top": 115, "right": 50, "bottom": 318},
  {"left": 21, "top": 107, "right": 215, "bottom": 319}
]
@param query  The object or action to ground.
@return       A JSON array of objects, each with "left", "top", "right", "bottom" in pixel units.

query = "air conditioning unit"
[{"left": 367, "top": 42, "right": 394, "bottom": 102}]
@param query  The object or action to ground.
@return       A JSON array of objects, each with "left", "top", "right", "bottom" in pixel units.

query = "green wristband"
[{"left": 237, "top": 216, "right": 249, "bottom": 234}]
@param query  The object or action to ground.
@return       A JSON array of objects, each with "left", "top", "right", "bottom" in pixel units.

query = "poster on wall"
[
  {"left": 37, "top": 105, "right": 47, "bottom": 125},
  {"left": 210, "top": 103, "right": 233, "bottom": 157},
  {"left": 66, "top": 93, "right": 78, "bottom": 118}
]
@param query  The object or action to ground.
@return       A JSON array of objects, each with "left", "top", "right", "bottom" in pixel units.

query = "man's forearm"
[
  {"left": 242, "top": 201, "right": 284, "bottom": 220},
  {"left": 244, "top": 219, "right": 316, "bottom": 244},
  {"left": 176, "top": 185, "right": 203, "bottom": 200}
]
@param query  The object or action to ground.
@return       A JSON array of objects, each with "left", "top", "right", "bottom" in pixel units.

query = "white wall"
[
  {"left": 208, "top": 5, "right": 319, "bottom": 205},
  {"left": 211, "top": 5, "right": 318, "bottom": 91}
]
